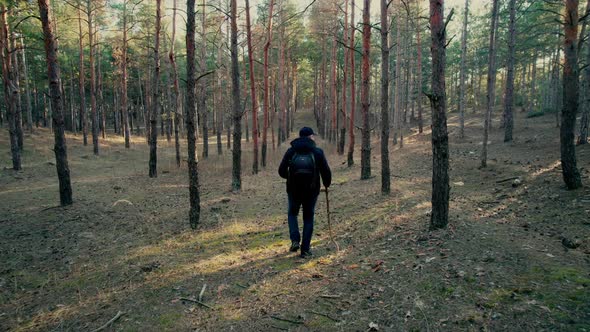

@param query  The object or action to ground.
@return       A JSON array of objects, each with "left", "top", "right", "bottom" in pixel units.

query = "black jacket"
[{"left": 278, "top": 137, "right": 332, "bottom": 196}]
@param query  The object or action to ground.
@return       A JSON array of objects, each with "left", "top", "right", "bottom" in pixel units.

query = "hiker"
[{"left": 278, "top": 127, "right": 332, "bottom": 258}]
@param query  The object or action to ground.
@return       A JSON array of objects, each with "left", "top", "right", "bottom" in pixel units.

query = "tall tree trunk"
[
  {"left": 87, "top": 0, "right": 99, "bottom": 155},
  {"left": 186, "top": 0, "right": 200, "bottom": 228},
  {"left": 77, "top": 6, "right": 87, "bottom": 144},
  {"left": 458, "top": 0, "right": 469, "bottom": 138},
  {"left": 480, "top": 0, "right": 499, "bottom": 168},
  {"left": 503, "top": 0, "right": 516, "bottom": 142},
  {"left": 170, "top": 0, "right": 180, "bottom": 165},
  {"left": 20, "top": 35, "right": 33, "bottom": 133},
  {"left": 262, "top": 0, "right": 274, "bottom": 168},
  {"left": 561, "top": 0, "right": 583, "bottom": 189},
  {"left": 38, "top": 0, "right": 73, "bottom": 206},
  {"left": 122, "top": 1, "right": 130, "bottom": 148},
  {"left": 416, "top": 10, "right": 423, "bottom": 134},
  {"left": 578, "top": 0, "right": 590, "bottom": 145},
  {"left": 348, "top": 0, "right": 356, "bottom": 166},
  {"left": 245, "top": 0, "right": 259, "bottom": 174},
  {"left": 230, "top": 0, "right": 242, "bottom": 191},
  {"left": 10, "top": 34, "right": 23, "bottom": 151},
  {"left": 428, "top": 0, "right": 450, "bottom": 230},
  {"left": 360, "top": 0, "right": 371, "bottom": 180},
  {"left": 393, "top": 2, "right": 402, "bottom": 145},
  {"left": 380, "top": 0, "right": 390, "bottom": 194},
  {"left": 199, "top": 0, "right": 208, "bottom": 159},
  {"left": 331, "top": 31, "right": 337, "bottom": 145},
  {"left": 339, "top": 0, "right": 349, "bottom": 155},
  {"left": 0, "top": 6, "right": 21, "bottom": 170},
  {"left": 149, "top": 0, "right": 161, "bottom": 178}
]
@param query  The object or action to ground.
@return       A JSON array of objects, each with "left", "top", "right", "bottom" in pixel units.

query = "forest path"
[{"left": 1, "top": 108, "right": 589, "bottom": 331}]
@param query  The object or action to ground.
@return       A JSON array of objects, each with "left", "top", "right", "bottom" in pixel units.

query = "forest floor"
[{"left": 1, "top": 108, "right": 590, "bottom": 332}]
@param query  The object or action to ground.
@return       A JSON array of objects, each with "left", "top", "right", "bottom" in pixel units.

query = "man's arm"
[
  {"left": 278, "top": 148, "right": 294, "bottom": 179},
  {"left": 316, "top": 149, "right": 332, "bottom": 188}
]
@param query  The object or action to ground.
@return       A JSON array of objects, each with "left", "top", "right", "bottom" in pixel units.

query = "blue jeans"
[{"left": 287, "top": 193, "right": 318, "bottom": 252}]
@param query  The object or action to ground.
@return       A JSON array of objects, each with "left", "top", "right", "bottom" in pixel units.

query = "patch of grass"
[{"left": 157, "top": 312, "right": 182, "bottom": 329}]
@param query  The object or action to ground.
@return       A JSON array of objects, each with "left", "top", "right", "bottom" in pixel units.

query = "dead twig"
[
  {"left": 270, "top": 315, "right": 304, "bottom": 324},
  {"left": 179, "top": 297, "right": 213, "bottom": 309},
  {"left": 198, "top": 284, "right": 207, "bottom": 302},
  {"left": 306, "top": 310, "right": 339, "bottom": 322},
  {"left": 319, "top": 294, "right": 341, "bottom": 299},
  {"left": 90, "top": 311, "right": 124, "bottom": 332}
]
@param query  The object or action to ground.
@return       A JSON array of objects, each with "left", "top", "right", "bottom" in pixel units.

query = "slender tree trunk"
[
  {"left": 87, "top": 0, "right": 99, "bottom": 155},
  {"left": 429, "top": 0, "right": 450, "bottom": 229},
  {"left": 262, "top": 0, "right": 274, "bottom": 168},
  {"left": 199, "top": 0, "right": 208, "bottom": 159},
  {"left": 122, "top": 1, "right": 130, "bottom": 148},
  {"left": 360, "top": 0, "right": 371, "bottom": 180},
  {"left": 458, "top": 0, "right": 469, "bottom": 138},
  {"left": 169, "top": 0, "right": 180, "bottom": 164},
  {"left": 230, "top": 0, "right": 242, "bottom": 191},
  {"left": 381, "top": 0, "right": 390, "bottom": 194},
  {"left": 245, "top": 0, "right": 259, "bottom": 174},
  {"left": 331, "top": 31, "right": 337, "bottom": 145},
  {"left": 0, "top": 6, "right": 21, "bottom": 170},
  {"left": 561, "top": 0, "right": 583, "bottom": 189},
  {"left": 77, "top": 6, "right": 86, "bottom": 145},
  {"left": 417, "top": 12, "right": 423, "bottom": 134},
  {"left": 186, "top": 0, "right": 200, "bottom": 228},
  {"left": 20, "top": 36, "right": 33, "bottom": 133},
  {"left": 10, "top": 34, "right": 23, "bottom": 151},
  {"left": 393, "top": 3, "right": 402, "bottom": 145},
  {"left": 38, "top": 0, "right": 73, "bottom": 205},
  {"left": 578, "top": 0, "right": 590, "bottom": 145},
  {"left": 481, "top": 0, "right": 499, "bottom": 168},
  {"left": 503, "top": 0, "right": 516, "bottom": 142},
  {"left": 149, "top": 0, "right": 161, "bottom": 178}
]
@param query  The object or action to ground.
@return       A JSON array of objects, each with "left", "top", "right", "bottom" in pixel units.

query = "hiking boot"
[
  {"left": 300, "top": 250, "right": 313, "bottom": 258},
  {"left": 289, "top": 241, "right": 300, "bottom": 252}
]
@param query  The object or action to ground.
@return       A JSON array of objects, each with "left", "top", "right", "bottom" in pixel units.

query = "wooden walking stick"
[{"left": 323, "top": 187, "right": 340, "bottom": 251}]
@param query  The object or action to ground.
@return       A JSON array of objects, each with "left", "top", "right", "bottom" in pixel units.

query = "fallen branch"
[
  {"left": 179, "top": 297, "right": 213, "bottom": 309},
  {"left": 90, "top": 311, "right": 124, "bottom": 332},
  {"left": 270, "top": 325, "right": 289, "bottom": 331},
  {"left": 319, "top": 294, "right": 341, "bottom": 299},
  {"left": 307, "top": 310, "right": 339, "bottom": 322},
  {"left": 270, "top": 315, "right": 304, "bottom": 324}
]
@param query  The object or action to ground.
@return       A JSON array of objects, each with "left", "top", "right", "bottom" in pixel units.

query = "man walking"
[{"left": 279, "top": 127, "right": 331, "bottom": 258}]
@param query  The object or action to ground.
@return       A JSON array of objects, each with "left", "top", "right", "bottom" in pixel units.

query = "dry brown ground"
[{"left": 1, "top": 108, "right": 589, "bottom": 332}]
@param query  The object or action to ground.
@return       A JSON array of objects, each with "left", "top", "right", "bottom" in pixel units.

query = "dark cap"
[{"left": 299, "top": 127, "right": 315, "bottom": 137}]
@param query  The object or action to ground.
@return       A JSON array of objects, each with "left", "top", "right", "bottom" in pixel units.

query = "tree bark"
[
  {"left": 416, "top": 3, "right": 424, "bottom": 134},
  {"left": 428, "top": 0, "right": 450, "bottom": 230},
  {"left": 561, "top": 0, "right": 583, "bottom": 189},
  {"left": 0, "top": 6, "right": 21, "bottom": 170},
  {"left": 149, "top": 0, "right": 161, "bottom": 178},
  {"left": 503, "top": 0, "right": 516, "bottom": 142},
  {"left": 381, "top": 0, "right": 390, "bottom": 194},
  {"left": 347, "top": 0, "right": 356, "bottom": 166},
  {"left": 480, "top": 0, "right": 499, "bottom": 168},
  {"left": 38, "top": 0, "right": 73, "bottom": 206},
  {"left": 186, "top": 0, "right": 200, "bottom": 229},
  {"left": 360, "top": 0, "right": 371, "bottom": 180}
]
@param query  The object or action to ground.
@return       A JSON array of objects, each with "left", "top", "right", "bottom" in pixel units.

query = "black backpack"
[{"left": 289, "top": 151, "right": 317, "bottom": 192}]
